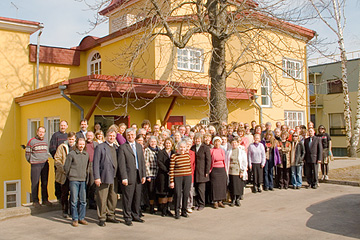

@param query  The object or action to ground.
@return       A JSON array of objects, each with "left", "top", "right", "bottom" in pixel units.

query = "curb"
[
  {"left": 0, "top": 200, "right": 60, "bottom": 221},
  {"left": 321, "top": 179, "right": 360, "bottom": 187}
]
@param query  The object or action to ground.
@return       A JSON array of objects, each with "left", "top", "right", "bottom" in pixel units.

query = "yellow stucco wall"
[{"left": 0, "top": 27, "right": 76, "bottom": 208}]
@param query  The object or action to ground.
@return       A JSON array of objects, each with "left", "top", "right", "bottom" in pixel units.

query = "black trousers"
[
  {"left": 305, "top": 162, "right": 319, "bottom": 187},
  {"left": 174, "top": 175, "right": 192, "bottom": 214},
  {"left": 54, "top": 166, "right": 62, "bottom": 200},
  {"left": 61, "top": 179, "right": 70, "bottom": 212},
  {"left": 277, "top": 167, "right": 290, "bottom": 188},
  {"left": 31, "top": 161, "right": 49, "bottom": 203},
  {"left": 252, "top": 163, "right": 263, "bottom": 188},
  {"left": 121, "top": 173, "right": 142, "bottom": 221},
  {"left": 195, "top": 182, "right": 206, "bottom": 208}
]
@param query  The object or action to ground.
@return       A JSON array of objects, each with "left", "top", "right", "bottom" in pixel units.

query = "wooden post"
[
  {"left": 162, "top": 96, "right": 177, "bottom": 126},
  {"left": 85, "top": 92, "right": 103, "bottom": 121}
]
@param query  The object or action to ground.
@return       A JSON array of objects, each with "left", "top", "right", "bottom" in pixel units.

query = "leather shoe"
[
  {"left": 71, "top": 220, "right": 78, "bottom": 227},
  {"left": 213, "top": 202, "right": 219, "bottom": 209},
  {"left": 174, "top": 214, "right": 180, "bottom": 219},
  {"left": 125, "top": 220, "right": 133, "bottom": 226},
  {"left": 235, "top": 199, "right": 241, "bottom": 207},
  {"left": 133, "top": 218, "right": 145, "bottom": 223},
  {"left": 79, "top": 219, "right": 88, "bottom": 225},
  {"left": 106, "top": 218, "right": 120, "bottom": 223},
  {"left": 42, "top": 201, "right": 53, "bottom": 206},
  {"left": 32, "top": 202, "right": 41, "bottom": 208},
  {"left": 218, "top": 201, "right": 225, "bottom": 208},
  {"left": 181, "top": 212, "right": 188, "bottom": 218},
  {"left": 98, "top": 221, "right": 106, "bottom": 227}
]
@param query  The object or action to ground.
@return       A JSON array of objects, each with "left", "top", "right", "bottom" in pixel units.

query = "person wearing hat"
[
  {"left": 209, "top": 136, "right": 227, "bottom": 209},
  {"left": 316, "top": 125, "right": 332, "bottom": 180}
]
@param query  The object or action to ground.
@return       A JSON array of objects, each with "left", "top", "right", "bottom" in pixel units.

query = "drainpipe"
[
  {"left": 36, "top": 23, "right": 44, "bottom": 89},
  {"left": 253, "top": 95, "right": 263, "bottom": 124},
  {"left": 59, "top": 85, "right": 84, "bottom": 120}
]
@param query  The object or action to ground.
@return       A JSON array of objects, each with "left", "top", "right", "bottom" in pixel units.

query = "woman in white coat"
[{"left": 226, "top": 138, "right": 248, "bottom": 206}]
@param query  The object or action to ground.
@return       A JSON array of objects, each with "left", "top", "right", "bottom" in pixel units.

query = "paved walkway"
[
  {"left": 1, "top": 184, "right": 359, "bottom": 240},
  {"left": 331, "top": 158, "right": 360, "bottom": 170}
]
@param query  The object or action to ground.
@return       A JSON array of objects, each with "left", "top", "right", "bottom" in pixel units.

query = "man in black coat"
[
  {"left": 304, "top": 128, "right": 323, "bottom": 189},
  {"left": 76, "top": 119, "right": 88, "bottom": 140},
  {"left": 190, "top": 133, "right": 211, "bottom": 211},
  {"left": 118, "top": 128, "right": 146, "bottom": 226},
  {"left": 49, "top": 120, "right": 68, "bottom": 200},
  {"left": 93, "top": 129, "right": 119, "bottom": 227}
]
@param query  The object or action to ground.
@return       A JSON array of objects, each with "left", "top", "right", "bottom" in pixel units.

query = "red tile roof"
[{"left": 15, "top": 74, "right": 256, "bottom": 103}]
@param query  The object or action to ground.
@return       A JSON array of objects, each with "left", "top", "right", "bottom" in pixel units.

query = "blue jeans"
[
  {"left": 69, "top": 181, "right": 86, "bottom": 221},
  {"left": 263, "top": 159, "right": 274, "bottom": 189},
  {"left": 291, "top": 166, "right": 302, "bottom": 187}
]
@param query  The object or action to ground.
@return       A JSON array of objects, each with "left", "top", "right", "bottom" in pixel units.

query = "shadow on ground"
[
  {"left": 33, "top": 202, "right": 124, "bottom": 226},
  {"left": 306, "top": 194, "right": 360, "bottom": 238}
]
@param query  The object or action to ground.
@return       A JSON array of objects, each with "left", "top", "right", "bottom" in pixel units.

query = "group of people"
[{"left": 25, "top": 118, "right": 332, "bottom": 227}]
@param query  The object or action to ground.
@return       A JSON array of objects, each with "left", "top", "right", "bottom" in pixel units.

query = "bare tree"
[
  {"left": 308, "top": 0, "right": 359, "bottom": 156},
  {"left": 78, "top": 0, "right": 315, "bottom": 126}
]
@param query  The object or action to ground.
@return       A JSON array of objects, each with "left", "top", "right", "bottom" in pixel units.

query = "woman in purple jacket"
[{"left": 261, "top": 130, "right": 280, "bottom": 191}]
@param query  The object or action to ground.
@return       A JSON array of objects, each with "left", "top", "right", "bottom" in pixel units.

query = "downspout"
[
  {"left": 36, "top": 23, "right": 44, "bottom": 89},
  {"left": 59, "top": 85, "right": 84, "bottom": 120},
  {"left": 253, "top": 95, "right": 263, "bottom": 124}
]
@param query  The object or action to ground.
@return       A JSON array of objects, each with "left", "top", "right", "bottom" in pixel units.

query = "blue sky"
[{"left": 0, "top": 0, "right": 359, "bottom": 57}]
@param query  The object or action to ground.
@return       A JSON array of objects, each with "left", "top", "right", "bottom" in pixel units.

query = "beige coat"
[{"left": 54, "top": 142, "right": 73, "bottom": 184}]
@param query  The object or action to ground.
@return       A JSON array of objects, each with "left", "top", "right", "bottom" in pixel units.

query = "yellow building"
[
  {"left": 309, "top": 57, "right": 360, "bottom": 157},
  {"left": 0, "top": 1, "right": 315, "bottom": 208}
]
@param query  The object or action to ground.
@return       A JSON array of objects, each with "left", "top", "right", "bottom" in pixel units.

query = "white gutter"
[{"left": 36, "top": 23, "right": 44, "bottom": 89}]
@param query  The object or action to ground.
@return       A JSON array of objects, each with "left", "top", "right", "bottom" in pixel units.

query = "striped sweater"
[
  {"left": 169, "top": 153, "right": 192, "bottom": 183},
  {"left": 25, "top": 137, "right": 50, "bottom": 164}
]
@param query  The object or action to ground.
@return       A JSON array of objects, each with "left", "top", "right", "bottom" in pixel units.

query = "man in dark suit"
[
  {"left": 93, "top": 129, "right": 119, "bottom": 227},
  {"left": 191, "top": 133, "right": 211, "bottom": 211},
  {"left": 118, "top": 128, "right": 146, "bottom": 226},
  {"left": 304, "top": 128, "right": 323, "bottom": 189},
  {"left": 76, "top": 119, "right": 88, "bottom": 140}
]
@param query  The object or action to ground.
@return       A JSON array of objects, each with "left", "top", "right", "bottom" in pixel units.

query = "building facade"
[
  {"left": 309, "top": 58, "right": 360, "bottom": 157},
  {"left": 0, "top": 1, "right": 315, "bottom": 208}
]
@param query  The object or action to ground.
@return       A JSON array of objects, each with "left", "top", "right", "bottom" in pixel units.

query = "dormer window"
[{"left": 88, "top": 52, "right": 101, "bottom": 75}]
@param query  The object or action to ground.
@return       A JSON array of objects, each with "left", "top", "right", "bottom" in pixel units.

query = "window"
[
  {"left": 284, "top": 111, "right": 304, "bottom": 129},
  {"left": 27, "top": 119, "right": 40, "bottom": 141},
  {"left": 177, "top": 48, "right": 203, "bottom": 72},
  {"left": 44, "top": 117, "right": 60, "bottom": 143},
  {"left": 88, "top": 52, "right": 101, "bottom": 75},
  {"left": 329, "top": 113, "right": 346, "bottom": 136},
  {"left": 327, "top": 79, "right": 343, "bottom": 94},
  {"left": 282, "top": 58, "right": 303, "bottom": 79},
  {"left": 4, "top": 180, "right": 21, "bottom": 208},
  {"left": 261, "top": 71, "right": 271, "bottom": 107}
]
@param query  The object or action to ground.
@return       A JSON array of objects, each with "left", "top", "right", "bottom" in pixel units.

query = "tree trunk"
[
  {"left": 209, "top": 36, "right": 228, "bottom": 125},
  {"left": 332, "top": 0, "right": 354, "bottom": 156},
  {"left": 350, "top": 66, "right": 360, "bottom": 157},
  {"left": 207, "top": 0, "right": 229, "bottom": 126}
]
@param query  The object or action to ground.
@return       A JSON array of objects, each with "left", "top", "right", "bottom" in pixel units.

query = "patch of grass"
[{"left": 328, "top": 165, "right": 360, "bottom": 182}]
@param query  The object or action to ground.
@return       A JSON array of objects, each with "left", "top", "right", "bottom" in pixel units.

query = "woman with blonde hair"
[
  {"left": 261, "top": 130, "right": 280, "bottom": 191},
  {"left": 156, "top": 138, "right": 175, "bottom": 216}
]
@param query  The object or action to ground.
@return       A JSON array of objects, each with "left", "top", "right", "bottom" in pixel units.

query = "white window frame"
[
  {"left": 44, "top": 117, "right": 60, "bottom": 144},
  {"left": 27, "top": 119, "right": 40, "bottom": 141},
  {"left": 282, "top": 58, "right": 303, "bottom": 80},
  {"left": 177, "top": 47, "right": 204, "bottom": 73},
  {"left": 4, "top": 180, "right": 21, "bottom": 209},
  {"left": 261, "top": 71, "right": 272, "bottom": 107},
  {"left": 284, "top": 111, "right": 304, "bottom": 129},
  {"left": 87, "top": 51, "right": 102, "bottom": 75}
]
